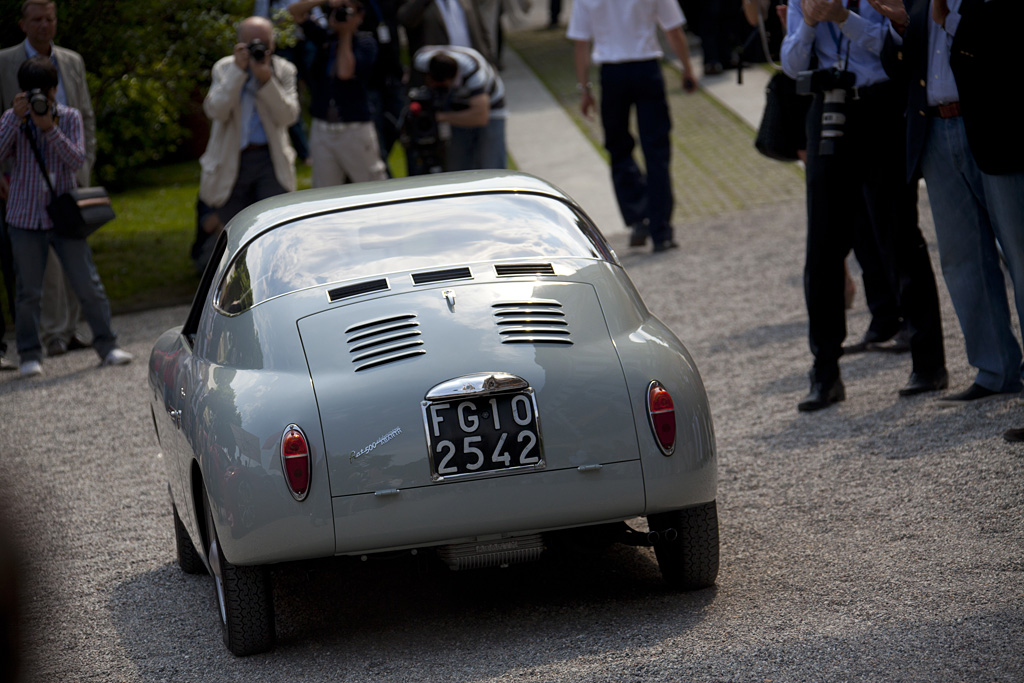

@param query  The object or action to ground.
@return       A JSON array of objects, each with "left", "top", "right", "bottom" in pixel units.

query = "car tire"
[
  {"left": 647, "top": 501, "right": 720, "bottom": 590},
  {"left": 204, "top": 495, "right": 276, "bottom": 656},
  {"left": 172, "top": 502, "right": 205, "bottom": 575}
]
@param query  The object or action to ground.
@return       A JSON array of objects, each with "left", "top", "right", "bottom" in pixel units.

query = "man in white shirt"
[{"left": 567, "top": 0, "right": 698, "bottom": 252}]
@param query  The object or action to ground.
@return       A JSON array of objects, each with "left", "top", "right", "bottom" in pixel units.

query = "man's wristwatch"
[{"left": 576, "top": 81, "right": 592, "bottom": 94}]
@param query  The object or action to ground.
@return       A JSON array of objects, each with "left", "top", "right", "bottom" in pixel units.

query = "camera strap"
[{"left": 22, "top": 123, "right": 59, "bottom": 201}]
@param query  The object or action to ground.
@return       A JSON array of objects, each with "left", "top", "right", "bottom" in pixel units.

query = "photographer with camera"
[
  {"left": 194, "top": 16, "right": 300, "bottom": 272},
  {"left": 0, "top": 56, "right": 131, "bottom": 377},
  {"left": 781, "top": 0, "right": 947, "bottom": 411},
  {"left": 288, "top": 0, "right": 387, "bottom": 187},
  {"left": 410, "top": 45, "right": 506, "bottom": 172}
]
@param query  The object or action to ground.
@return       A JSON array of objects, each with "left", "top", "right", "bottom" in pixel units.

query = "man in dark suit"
[
  {"left": 0, "top": 0, "right": 96, "bottom": 358},
  {"left": 875, "top": 0, "right": 1024, "bottom": 407},
  {"left": 397, "top": 0, "right": 494, "bottom": 72}
]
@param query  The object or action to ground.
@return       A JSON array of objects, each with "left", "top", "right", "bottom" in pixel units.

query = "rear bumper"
[{"left": 332, "top": 460, "right": 646, "bottom": 555}]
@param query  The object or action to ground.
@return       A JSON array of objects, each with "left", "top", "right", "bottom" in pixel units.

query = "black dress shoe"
[
  {"left": 628, "top": 221, "right": 648, "bottom": 247},
  {"left": 938, "top": 382, "right": 1013, "bottom": 405},
  {"left": 867, "top": 327, "right": 911, "bottom": 353},
  {"left": 798, "top": 376, "right": 845, "bottom": 412},
  {"left": 652, "top": 240, "right": 679, "bottom": 253},
  {"left": 1004, "top": 427, "right": 1024, "bottom": 443},
  {"left": 898, "top": 368, "right": 949, "bottom": 396},
  {"left": 67, "top": 335, "right": 92, "bottom": 351},
  {"left": 45, "top": 338, "right": 67, "bottom": 357}
]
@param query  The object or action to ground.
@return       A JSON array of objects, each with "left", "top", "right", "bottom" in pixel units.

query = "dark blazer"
[
  {"left": 397, "top": 0, "right": 494, "bottom": 65},
  {"left": 882, "top": 0, "right": 1023, "bottom": 178},
  {"left": 949, "top": 0, "right": 1023, "bottom": 175}
]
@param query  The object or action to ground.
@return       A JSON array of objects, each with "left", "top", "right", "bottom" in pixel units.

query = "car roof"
[{"left": 222, "top": 170, "right": 579, "bottom": 259}]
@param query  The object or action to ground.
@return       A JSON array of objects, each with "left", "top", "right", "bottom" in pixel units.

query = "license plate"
[{"left": 422, "top": 390, "right": 544, "bottom": 480}]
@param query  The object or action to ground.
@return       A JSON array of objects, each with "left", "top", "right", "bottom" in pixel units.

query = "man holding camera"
[
  {"left": 288, "top": 0, "right": 388, "bottom": 187},
  {"left": 0, "top": 0, "right": 96, "bottom": 359},
  {"left": 871, "top": 0, "right": 1024, "bottom": 412},
  {"left": 781, "top": 0, "right": 947, "bottom": 411},
  {"left": 411, "top": 46, "right": 506, "bottom": 171},
  {"left": 197, "top": 15, "right": 299, "bottom": 249}
]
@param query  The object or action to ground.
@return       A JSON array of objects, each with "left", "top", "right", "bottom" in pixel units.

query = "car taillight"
[
  {"left": 281, "top": 425, "right": 311, "bottom": 501},
  {"left": 647, "top": 381, "right": 676, "bottom": 456}
]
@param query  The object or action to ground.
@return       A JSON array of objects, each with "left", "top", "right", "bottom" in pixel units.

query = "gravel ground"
[{"left": 0, "top": 192, "right": 1021, "bottom": 682}]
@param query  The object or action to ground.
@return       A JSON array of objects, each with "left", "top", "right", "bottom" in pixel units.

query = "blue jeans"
[
  {"left": 8, "top": 227, "right": 118, "bottom": 363},
  {"left": 447, "top": 117, "right": 507, "bottom": 172},
  {"left": 920, "top": 116, "right": 1024, "bottom": 393}
]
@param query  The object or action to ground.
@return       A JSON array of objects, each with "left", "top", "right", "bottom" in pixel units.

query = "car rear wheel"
[
  {"left": 647, "top": 501, "right": 720, "bottom": 590},
  {"left": 204, "top": 494, "right": 276, "bottom": 656},
  {"left": 172, "top": 502, "right": 205, "bottom": 575}
]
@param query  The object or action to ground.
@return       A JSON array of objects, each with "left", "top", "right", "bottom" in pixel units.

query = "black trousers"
[
  {"left": 804, "top": 81, "right": 944, "bottom": 381},
  {"left": 599, "top": 60, "right": 674, "bottom": 243}
]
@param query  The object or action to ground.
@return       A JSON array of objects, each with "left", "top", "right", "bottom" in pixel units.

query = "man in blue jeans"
[
  {"left": 0, "top": 57, "right": 131, "bottom": 377},
  {"left": 568, "top": 0, "right": 698, "bottom": 252},
  {"left": 875, "top": 0, "right": 1024, "bottom": 407}
]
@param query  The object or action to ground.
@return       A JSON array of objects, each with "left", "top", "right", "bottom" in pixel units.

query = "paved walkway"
[{"left": 502, "top": 2, "right": 775, "bottom": 235}]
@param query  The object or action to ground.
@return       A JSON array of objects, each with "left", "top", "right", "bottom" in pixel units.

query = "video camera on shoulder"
[{"left": 796, "top": 67, "right": 856, "bottom": 156}]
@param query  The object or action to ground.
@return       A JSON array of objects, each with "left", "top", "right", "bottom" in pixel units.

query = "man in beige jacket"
[
  {"left": 0, "top": 0, "right": 97, "bottom": 358},
  {"left": 194, "top": 16, "right": 299, "bottom": 271}
]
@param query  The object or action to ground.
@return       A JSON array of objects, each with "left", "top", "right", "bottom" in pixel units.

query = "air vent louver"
[
  {"left": 346, "top": 314, "right": 425, "bottom": 371},
  {"left": 328, "top": 278, "right": 389, "bottom": 302},
  {"left": 495, "top": 263, "right": 555, "bottom": 277},
  {"left": 412, "top": 267, "right": 473, "bottom": 285},
  {"left": 492, "top": 301, "right": 573, "bottom": 345}
]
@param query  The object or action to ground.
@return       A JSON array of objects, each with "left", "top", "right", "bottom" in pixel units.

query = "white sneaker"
[
  {"left": 19, "top": 360, "right": 42, "bottom": 377},
  {"left": 101, "top": 348, "right": 133, "bottom": 366}
]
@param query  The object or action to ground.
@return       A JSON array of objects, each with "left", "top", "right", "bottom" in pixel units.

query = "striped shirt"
[
  {"left": 0, "top": 103, "right": 84, "bottom": 230},
  {"left": 413, "top": 45, "right": 506, "bottom": 118}
]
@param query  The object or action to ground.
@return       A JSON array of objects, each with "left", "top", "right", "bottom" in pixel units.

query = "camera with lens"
[
  {"left": 247, "top": 39, "right": 268, "bottom": 62},
  {"left": 796, "top": 67, "right": 856, "bottom": 156},
  {"left": 323, "top": 2, "right": 356, "bottom": 22},
  {"left": 400, "top": 86, "right": 447, "bottom": 175},
  {"left": 28, "top": 88, "right": 50, "bottom": 116}
]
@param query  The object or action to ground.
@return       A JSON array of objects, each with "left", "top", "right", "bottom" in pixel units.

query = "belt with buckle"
[{"left": 927, "top": 102, "right": 961, "bottom": 118}]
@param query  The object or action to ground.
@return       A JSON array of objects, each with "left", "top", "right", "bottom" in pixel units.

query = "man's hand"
[
  {"left": 11, "top": 92, "right": 29, "bottom": 120},
  {"left": 579, "top": 88, "right": 595, "bottom": 119},
  {"left": 250, "top": 52, "right": 273, "bottom": 85},
  {"left": 932, "top": 0, "right": 949, "bottom": 27},
  {"left": 802, "top": 0, "right": 850, "bottom": 27},
  {"left": 233, "top": 42, "right": 251, "bottom": 73},
  {"left": 867, "top": 0, "right": 910, "bottom": 32},
  {"left": 682, "top": 67, "right": 698, "bottom": 94},
  {"left": 0, "top": 176, "right": 9, "bottom": 202}
]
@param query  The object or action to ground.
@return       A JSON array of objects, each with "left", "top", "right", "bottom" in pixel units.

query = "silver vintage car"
[{"left": 149, "top": 171, "right": 718, "bottom": 656}]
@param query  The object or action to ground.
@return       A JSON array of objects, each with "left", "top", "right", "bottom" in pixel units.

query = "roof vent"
[
  {"left": 328, "top": 278, "right": 389, "bottom": 302},
  {"left": 495, "top": 263, "right": 555, "bottom": 277},
  {"left": 412, "top": 267, "right": 473, "bottom": 285}
]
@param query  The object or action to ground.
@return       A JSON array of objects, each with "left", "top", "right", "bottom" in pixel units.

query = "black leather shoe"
[
  {"left": 67, "top": 335, "right": 92, "bottom": 351},
  {"left": 867, "top": 327, "right": 911, "bottom": 353},
  {"left": 45, "top": 338, "right": 67, "bottom": 357},
  {"left": 798, "top": 376, "right": 845, "bottom": 412},
  {"left": 938, "top": 382, "right": 1012, "bottom": 405},
  {"left": 628, "top": 222, "right": 648, "bottom": 247},
  {"left": 1004, "top": 427, "right": 1024, "bottom": 443},
  {"left": 898, "top": 368, "right": 949, "bottom": 397},
  {"left": 652, "top": 240, "right": 679, "bottom": 253}
]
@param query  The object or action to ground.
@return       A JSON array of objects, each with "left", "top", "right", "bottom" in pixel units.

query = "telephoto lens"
[{"left": 248, "top": 39, "right": 268, "bottom": 62}]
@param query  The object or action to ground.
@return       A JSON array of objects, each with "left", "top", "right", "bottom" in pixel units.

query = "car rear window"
[{"left": 215, "top": 193, "right": 614, "bottom": 315}]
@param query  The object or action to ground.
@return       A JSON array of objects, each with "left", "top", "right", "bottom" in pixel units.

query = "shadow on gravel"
[{"left": 109, "top": 540, "right": 718, "bottom": 680}]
